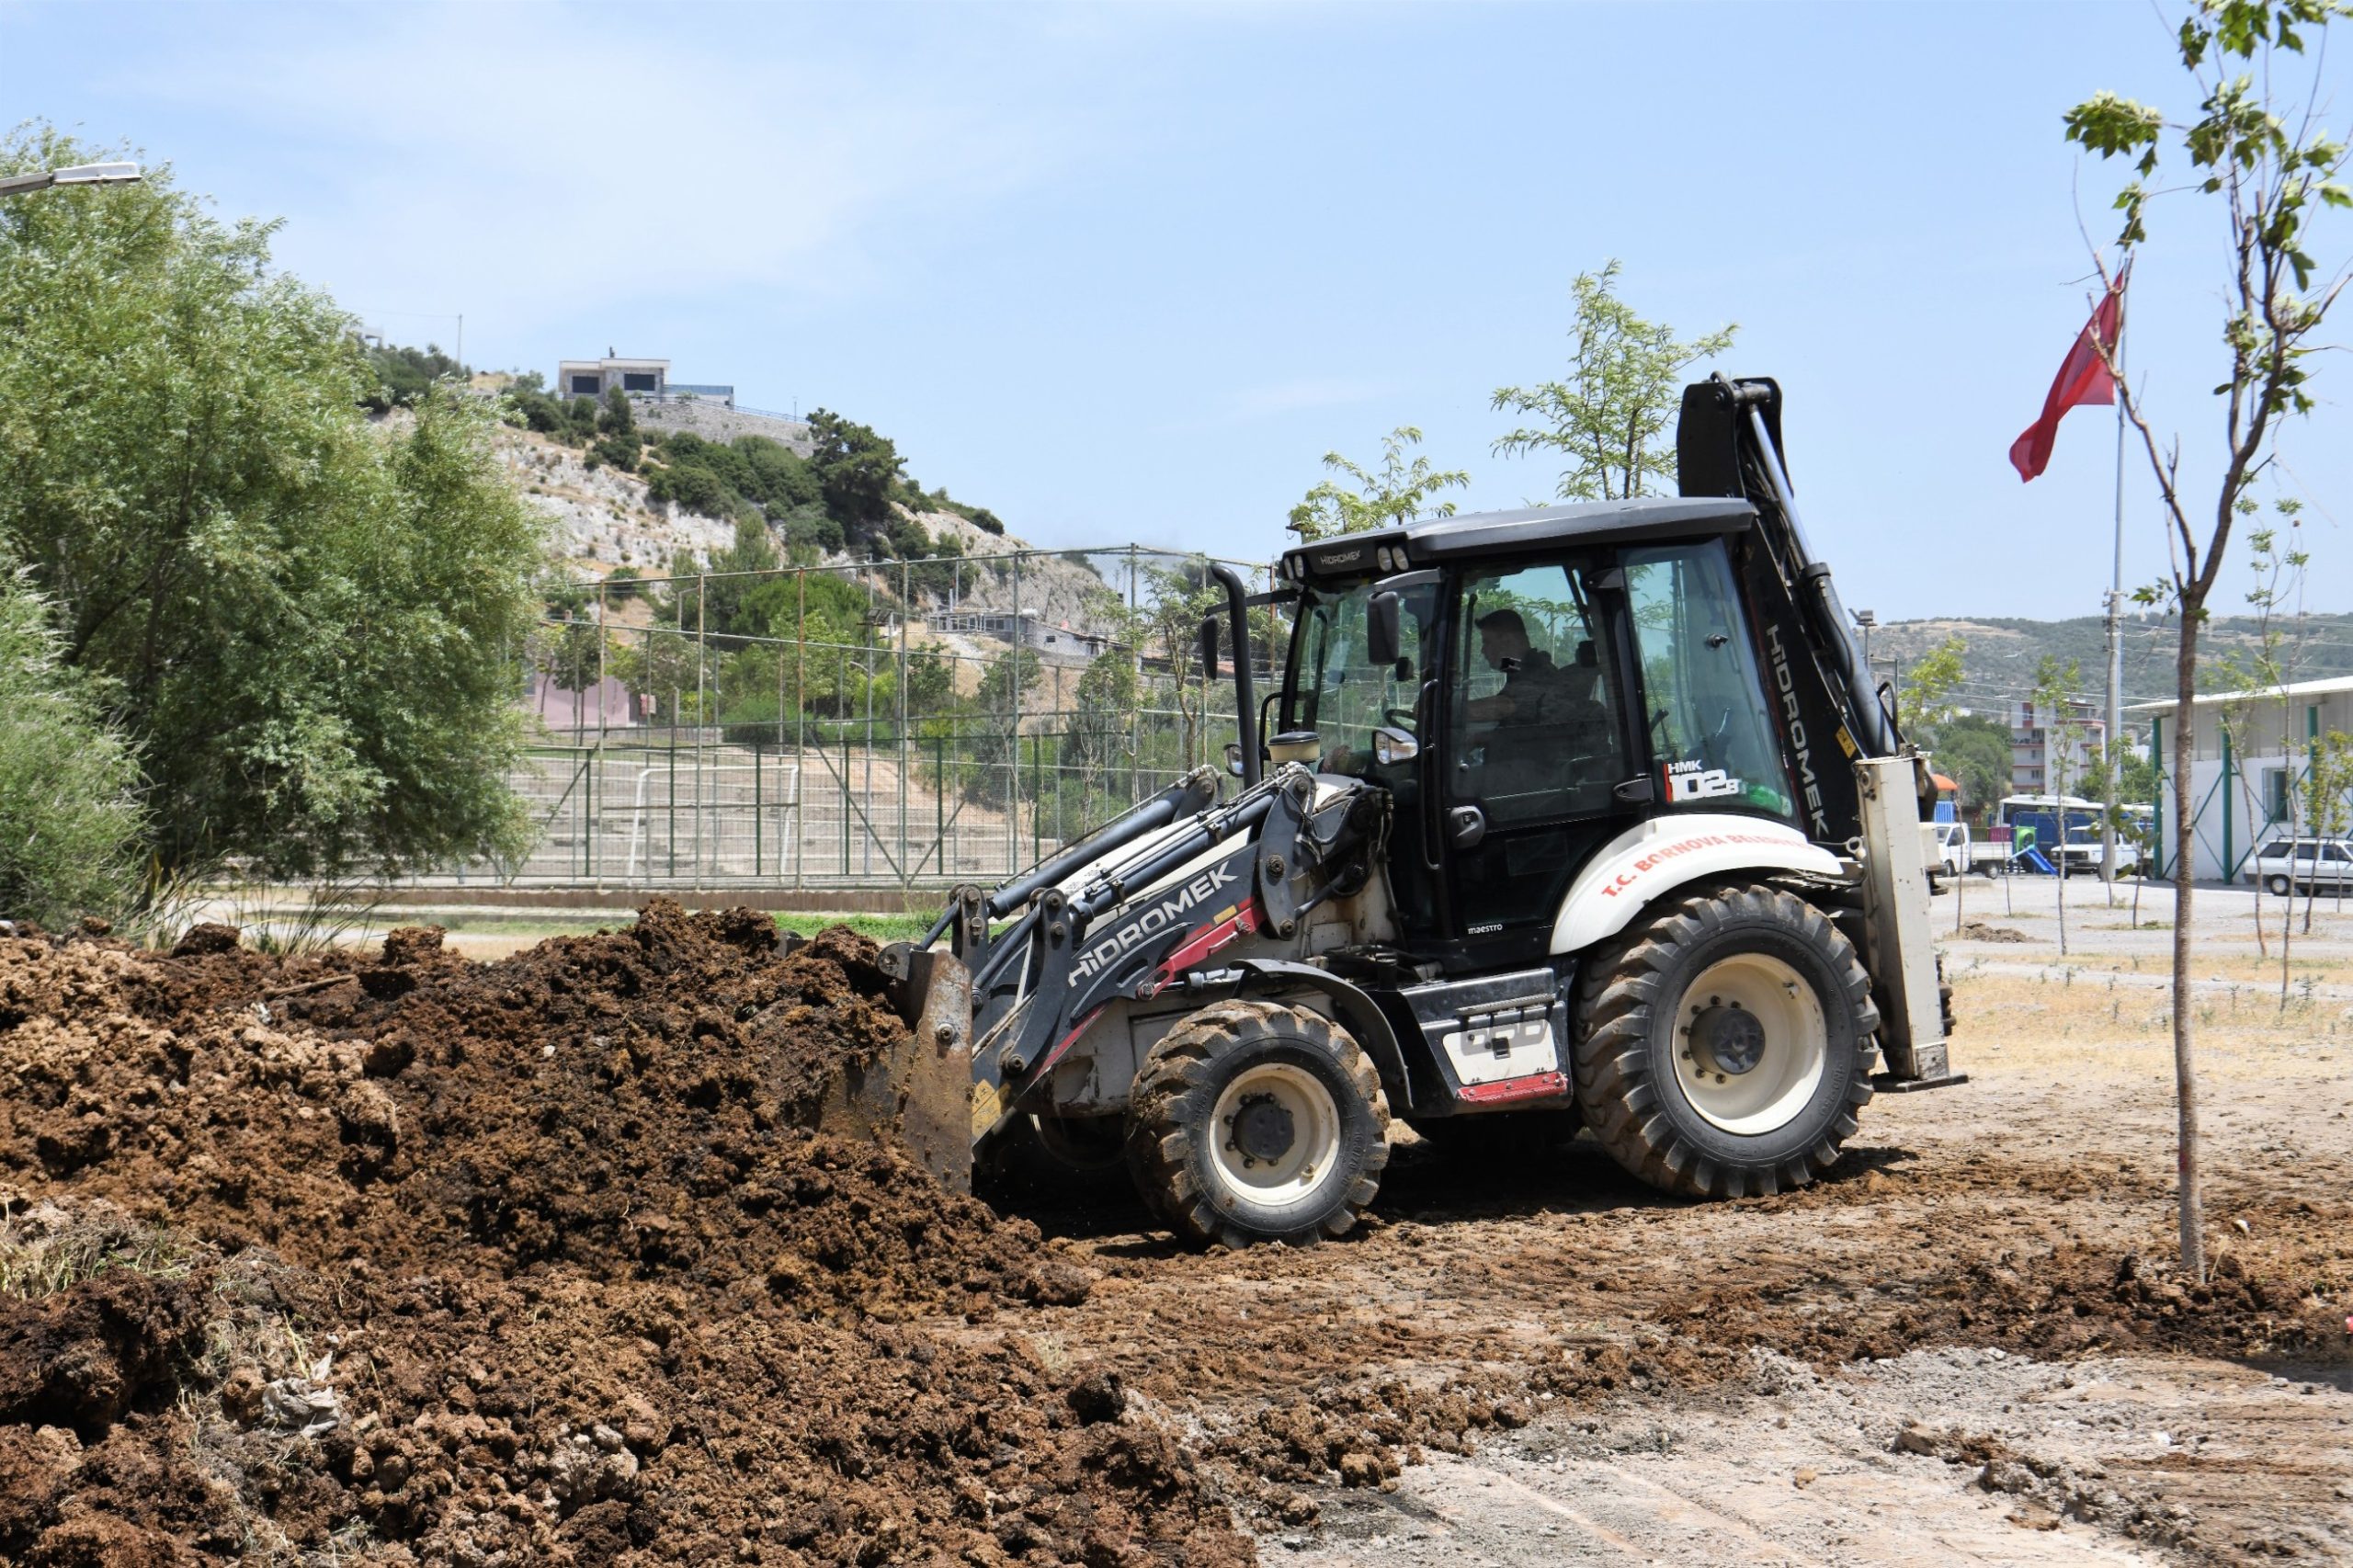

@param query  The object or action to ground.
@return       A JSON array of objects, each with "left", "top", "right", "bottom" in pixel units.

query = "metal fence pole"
[
  {"left": 696, "top": 574, "right": 708, "bottom": 881},
  {"left": 900, "top": 556, "right": 911, "bottom": 888},
  {"left": 794, "top": 568, "right": 806, "bottom": 891},
  {"left": 596, "top": 582, "right": 608, "bottom": 883}
]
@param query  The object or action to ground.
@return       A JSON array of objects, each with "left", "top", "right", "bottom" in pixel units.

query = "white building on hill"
[
  {"left": 2128, "top": 673, "right": 2353, "bottom": 880},
  {"left": 557, "top": 352, "right": 735, "bottom": 407}
]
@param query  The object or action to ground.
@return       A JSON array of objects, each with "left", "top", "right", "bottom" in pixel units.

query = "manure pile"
[{"left": 0, "top": 901, "right": 1250, "bottom": 1567}]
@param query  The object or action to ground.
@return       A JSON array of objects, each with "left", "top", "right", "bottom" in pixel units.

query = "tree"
[
  {"left": 1932, "top": 713, "right": 2014, "bottom": 819},
  {"left": 2301, "top": 730, "right": 2353, "bottom": 925},
  {"left": 2202, "top": 508, "right": 2309, "bottom": 957},
  {"left": 1901, "top": 634, "right": 1970, "bottom": 736},
  {"left": 0, "top": 124, "right": 543, "bottom": 879},
  {"left": 966, "top": 646, "right": 1041, "bottom": 805},
  {"left": 2032, "top": 656, "right": 2086, "bottom": 955},
  {"left": 0, "top": 564, "right": 144, "bottom": 926},
  {"left": 1286, "top": 426, "right": 1470, "bottom": 542},
  {"left": 804, "top": 409, "right": 906, "bottom": 532},
  {"left": 1491, "top": 260, "right": 1737, "bottom": 501},
  {"left": 2063, "top": 0, "right": 2350, "bottom": 1282},
  {"left": 1140, "top": 562, "right": 1226, "bottom": 770},
  {"left": 361, "top": 340, "right": 465, "bottom": 412}
]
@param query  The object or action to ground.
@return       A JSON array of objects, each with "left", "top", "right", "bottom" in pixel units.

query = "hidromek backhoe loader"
[{"left": 825, "top": 376, "right": 1961, "bottom": 1248}]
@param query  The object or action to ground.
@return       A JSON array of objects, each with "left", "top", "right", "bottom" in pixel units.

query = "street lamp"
[
  {"left": 1851, "top": 608, "right": 1876, "bottom": 669},
  {"left": 0, "top": 162, "right": 143, "bottom": 199}
]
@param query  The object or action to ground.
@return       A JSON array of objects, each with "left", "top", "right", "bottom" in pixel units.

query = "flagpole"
[{"left": 2102, "top": 271, "right": 2127, "bottom": 893}]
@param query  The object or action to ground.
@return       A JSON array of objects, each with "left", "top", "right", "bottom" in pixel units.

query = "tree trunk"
[{"left": 2171, "top": 619, "right": 2207, "bottom": 1283}]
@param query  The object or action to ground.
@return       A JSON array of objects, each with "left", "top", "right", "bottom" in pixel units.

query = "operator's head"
[{"left": 1475, "top": 608, "right": 1531, "bottom": 671}]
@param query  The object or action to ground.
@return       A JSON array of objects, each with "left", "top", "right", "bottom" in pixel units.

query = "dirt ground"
[{"left": 2, "top": 878, "right": 2347, "bottom": 1565}]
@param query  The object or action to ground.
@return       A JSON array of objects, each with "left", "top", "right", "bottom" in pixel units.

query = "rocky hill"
[
  {"left": 498, "top": 426, "right": 1124, "bottom": 640},
  {"left": 1872, "top": 611, "right": 2353, "bottom": 710}
]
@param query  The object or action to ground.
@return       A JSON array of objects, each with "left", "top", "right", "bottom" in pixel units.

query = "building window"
[
  {"left": 2264, "top": 767, "right": 2290, "bottom": 822},
  {"left": 569, "top": 374, "right": 601, "bottom": 395},
  {"left": 621, "top": 371, "right": 657, "bottom": 392}
]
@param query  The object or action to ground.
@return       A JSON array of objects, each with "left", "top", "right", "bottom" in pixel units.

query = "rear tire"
[
  {"left": 1125, "top": 1001, "right": 1390, "bottom": 1248},
  {"left": 1574, "top": 884, "right": 1878, "bottom": 1199}
]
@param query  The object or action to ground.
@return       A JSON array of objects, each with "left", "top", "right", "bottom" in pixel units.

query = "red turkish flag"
[{"left": 2009, "top": 278, "right": 2125, "bottom": 483}]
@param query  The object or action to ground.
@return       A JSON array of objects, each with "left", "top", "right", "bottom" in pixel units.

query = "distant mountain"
[{"left": 1870, "top": 612, "right": 2353, "bottom": 711}]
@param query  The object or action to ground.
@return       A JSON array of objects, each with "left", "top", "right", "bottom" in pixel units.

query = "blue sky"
[{"left": 6, "top": 0, "right": 2347, "bottom": 623}]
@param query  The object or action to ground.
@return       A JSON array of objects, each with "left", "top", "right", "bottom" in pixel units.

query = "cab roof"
[{"left": 1281, "top": 495, "right": 1756, "bottom": 584}]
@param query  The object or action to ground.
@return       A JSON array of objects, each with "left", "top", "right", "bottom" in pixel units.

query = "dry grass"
[
  {"left": 1949, "top": 968, "right": 2353, "bottom": 1081},
  {"left": 0, "top": 1208, "right": 193, "bottom": 1300}
]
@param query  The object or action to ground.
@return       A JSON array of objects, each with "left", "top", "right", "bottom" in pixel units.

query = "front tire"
[
  {"left": 1126, "top": 1001, "right": 1390, "bottom": 1247},
  {"left": 1574, "top": 884, "right": 1878, "bottom": 1199},
  {"left": 2265, "top": 873, "right": 2292, "bottom": 897}
]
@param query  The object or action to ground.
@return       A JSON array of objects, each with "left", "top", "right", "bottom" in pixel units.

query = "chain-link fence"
[{"left": 408, "top": 545, "right": 1281, "bottom": 892}]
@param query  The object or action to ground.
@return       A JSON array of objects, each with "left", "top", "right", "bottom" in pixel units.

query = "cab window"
[
  {"left": 1448, "top": 557, "right": 1625, "bottom": 826},
  {"left": 1291, "top": 580, "right": 1435, "bottom": 777},
  {"left": 1622, "top": 540, "right": 1795, "bottom": 821}
]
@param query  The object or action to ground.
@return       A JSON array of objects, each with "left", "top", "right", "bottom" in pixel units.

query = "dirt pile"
[{"left": 0, "top": 903, "right": 1251, "bottom": 1566}]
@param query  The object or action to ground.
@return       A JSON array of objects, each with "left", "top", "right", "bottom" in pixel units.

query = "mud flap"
[{"left": 823, "top": 944, "right": 976, "bottom": 1193}]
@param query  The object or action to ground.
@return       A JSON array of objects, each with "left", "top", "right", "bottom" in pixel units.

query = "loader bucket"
[{"left": 820, "top": 942, "right": 976, "bottom": 1193}]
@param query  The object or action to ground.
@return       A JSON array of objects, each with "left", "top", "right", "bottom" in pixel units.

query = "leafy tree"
[
  {"left": 2201, "top": 508, "right": 2309, "bottom": 955},
  {"left": 0, "top": 564, "right": 144, "bottom": 926},
  {"left": 597, "top": 385, "right": 637, "bottom": 438},
  {"left": 2065, "top": 0, "right": 2349, "bottom": 1284},
  {"left": 775, "top": 502, "right": 846, "bottom": 559},
  {"left": 2301, "top": 729, "right": 2353, "bottom": 926},
  {"left": 0, "top": 124, "right": 542, "bottom": 879},
  {"left": 1286, "top": 426, "right": 1470, "bottom": 542},
  {"left": 361, "top": 340, "right": 465, "bottom": 412},
  {"left": 805, "top": 409, "right": 906, "bottom": 531},
  {"left": 1063, "top": 634, "right": 1140, "bottom": 783},
  {"left": 603, "top": 564, "right": 642, "bottom": 602},
  {"left": 965, "top": 645, "right": 1041, "bottom": 804},
  {"left": 1931, "top": 713, "right": 2013, "bottom": 817},
  {"left": 2031, "top": 656, "right": 2087, "bottom": 954},
  {"left": 1491, "top": 260, "right": 1738, "bottom": 501},
  {"left": 589, "top": 431, "right": 641, "bottom": 472},
  {"left": 1900, "top": 635, "right": 1969, "bottom": 735}
]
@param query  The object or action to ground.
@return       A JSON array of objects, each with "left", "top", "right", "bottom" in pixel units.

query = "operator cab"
[{"left": 1274, "top": 497, "right": 1807, "bottom": 969}]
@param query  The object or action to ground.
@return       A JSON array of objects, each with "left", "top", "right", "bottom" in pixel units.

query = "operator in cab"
[{"left": 1464, "top": 608, "right": 1567, "bottom": 723}]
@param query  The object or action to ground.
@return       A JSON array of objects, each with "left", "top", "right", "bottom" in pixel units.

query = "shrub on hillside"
[{"left": 362, "top": 341, "right": 465, "bottom": 412}]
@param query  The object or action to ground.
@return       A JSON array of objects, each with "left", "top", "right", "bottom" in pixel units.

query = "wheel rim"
[
  {"left": 1207, "top": 1061, "right": 1342, "bottom": 1208},
  {"left": 2268, "top": 875, "right": 2290, "bottom": 896},
  {"left": 1671, "top": 953, "right": 1829, "bottom": 1135}
]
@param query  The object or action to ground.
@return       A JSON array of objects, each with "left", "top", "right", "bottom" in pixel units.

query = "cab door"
[{"left": 1437, "top": 553, "right": 1643, "bottom": 965}]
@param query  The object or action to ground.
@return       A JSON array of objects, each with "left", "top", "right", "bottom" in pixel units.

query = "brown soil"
[
  {"left": 0, "top": 902, "right": 1242, "bottom": 1566},
  {"left": 3, "top": 892, "right": 2348, "bottom": 1565}
]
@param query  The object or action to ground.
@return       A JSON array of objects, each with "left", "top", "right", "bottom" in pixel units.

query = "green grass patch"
[{"left": 776, "top": 911, "right": 933, "bottom": 946}]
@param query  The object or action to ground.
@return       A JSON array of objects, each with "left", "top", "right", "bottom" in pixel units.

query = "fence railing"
[{"left": 411, "top": 544, "right": 1281, "bottom": 893}]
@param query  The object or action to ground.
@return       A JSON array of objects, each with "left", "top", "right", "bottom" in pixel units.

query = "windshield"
[{"left": 1287, "top": 580, "right": 1435, "bottom": 775}]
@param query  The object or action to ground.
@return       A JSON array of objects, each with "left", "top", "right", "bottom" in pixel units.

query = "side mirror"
[
  {"left": 1366, "top": 590, "right": 1403, "bottom": 666},
  {"left": 1223, "top": 741, "right": 1246, "bottom": 778},
  {"left": 1197, "top": 615, "right": 1219, "bottom": 677},
  {"left": 1371, "top": 727, "right": 1419, "bottom": 767}
]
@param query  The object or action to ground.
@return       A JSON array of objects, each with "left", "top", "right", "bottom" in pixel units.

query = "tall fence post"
[
  {"left": 696, "top": 574, "right": 708, "bottom": 881},
  {"left": 900, "top": 556, "right": 911, "bottom": 889}
]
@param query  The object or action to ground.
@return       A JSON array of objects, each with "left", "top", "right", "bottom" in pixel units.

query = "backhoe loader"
[{"left": 824, "top": 375, "right": 1961, "bottom": 1247}]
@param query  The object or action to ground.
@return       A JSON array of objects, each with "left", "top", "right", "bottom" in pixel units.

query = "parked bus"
[{"left": 1994, "top": 794, "right": 2142, "bottom": 878}]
